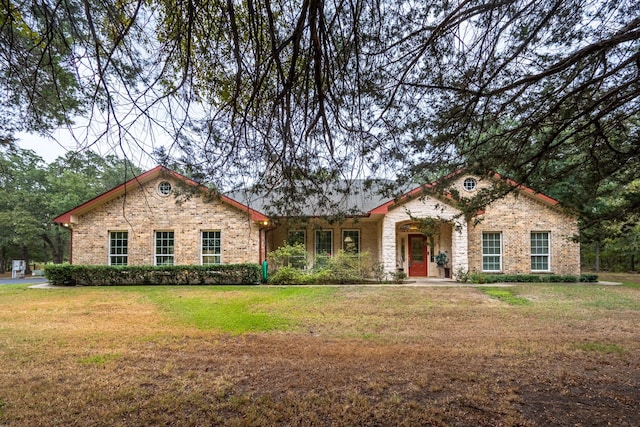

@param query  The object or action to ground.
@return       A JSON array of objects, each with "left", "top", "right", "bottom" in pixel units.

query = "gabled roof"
[
  {"left": 54, "top": 166, "right": 564, "bottom": 226},
  {"left": 53, "top": 165, "right": 269, "bottom": 225},
  {"left": 369, "top": 170, "right": 562, "bottom": 215}
]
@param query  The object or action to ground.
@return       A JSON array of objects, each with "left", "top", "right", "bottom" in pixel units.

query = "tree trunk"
[
  {"left": 42, "top": 232, "right": 65, "bottom": 264},
  {"left": 594, "top": 240, "right": 601, "bottom": 272},
  {"left": 0, "top": 246, "right": 5, "bottom": 273},
  {"left": 21, "top": 245, "right": 31, "bottom": 276},
  {"left": 631, "top": 253, "right": 636, "bottom": 272},
  {"left": 54, "top": 232, "right": 64, "bottom": 263}
]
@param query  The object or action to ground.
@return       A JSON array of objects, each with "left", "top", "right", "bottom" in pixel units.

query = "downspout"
[{"left": 69, "top": 228, "right": 73, "bottom": 264}]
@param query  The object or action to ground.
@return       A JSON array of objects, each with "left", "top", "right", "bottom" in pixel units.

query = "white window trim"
[
  {"left": 201, "top": 230, "right": 222, "bottom": 265},
  {"left": 108, "top": 231, "right": 128, "bottom": 266},
  {"left": 482, "top": 232, "right": 502, "bottom": 273},
  {"left": 342, "top": 229, "right": 360, "bottom": 254},
  {"left": 154, "top": 230, "right": 175, "bottom": 266},
  {"left": 530, "top": 231, "right": 551, "bottom": 272}
]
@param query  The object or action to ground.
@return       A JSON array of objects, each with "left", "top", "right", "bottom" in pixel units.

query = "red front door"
[{"left": 408, "top": 234, "right": 428, "bottom": 277}]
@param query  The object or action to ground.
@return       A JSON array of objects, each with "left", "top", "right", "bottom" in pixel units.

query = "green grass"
[
  {"left": 78, "top": 353, "right": 122, "bottom": 366},
  {"left": 479, "top": 287, "right": 531, "bottom": 305},
  {"left": 574, "top": 342, "right": 625, "bottom": 354},
  {"left": 530, "top": 284, "right": 640, "bottom": 310},
  {"left": 140, "top": 286, "right": 338, "bottom": 334}
]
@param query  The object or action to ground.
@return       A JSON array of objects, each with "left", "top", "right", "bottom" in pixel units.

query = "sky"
[
  {"left": 16, "top": 129, "right": 161, "bottom": 169},
  {"left": 17, "top": 132, "right": 77, "bottom": 164}
]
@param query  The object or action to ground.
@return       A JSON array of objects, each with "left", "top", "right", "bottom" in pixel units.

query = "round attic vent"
[
  {"left": 463, "top": 177, "right": 477, "bottom": 191},
  {"left": 158, "top": 181, "right": 172, "bottom": 196}
]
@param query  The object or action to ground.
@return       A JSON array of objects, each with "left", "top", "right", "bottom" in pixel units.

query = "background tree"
[
  {"left": 0, "top": 147, "right": 141, "bottom": 268},
  {"left": 1, "top": 2, "right": 638, "bottom": 221},
  {"left": 0, "top": 149, "right": 48, "bottom": 273}
]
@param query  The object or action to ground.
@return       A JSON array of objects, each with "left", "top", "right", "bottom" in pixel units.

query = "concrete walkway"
[{"left": 0, "top": 277, "right": 48, "bottom": 285}]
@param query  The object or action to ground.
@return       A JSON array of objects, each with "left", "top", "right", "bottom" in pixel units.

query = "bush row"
[
  {"left": 45, "top": 264, "right": 261, "bottom": 286},
  {"left": 267, "top": 247, "right": 384, "bottom": 285},
  {"left": 468, "top": 273, "right": 599, "bottom": 284}
]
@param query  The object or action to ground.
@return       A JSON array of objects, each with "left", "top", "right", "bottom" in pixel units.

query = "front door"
[{"left": 408, "top": 234, "right": 428, "bottom": 277}]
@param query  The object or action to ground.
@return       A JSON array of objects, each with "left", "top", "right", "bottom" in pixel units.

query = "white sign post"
[{"left": 11, "top": 260, "right": 25, "bottom": 279}]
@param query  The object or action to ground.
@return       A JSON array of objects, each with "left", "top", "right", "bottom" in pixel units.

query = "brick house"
[{"left": 54, "top": 166, "right": 581, "bottom": 278}]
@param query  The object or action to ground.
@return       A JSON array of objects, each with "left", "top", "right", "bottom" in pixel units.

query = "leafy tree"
[
  {"left": 1, "top": 0, "right": 638, "bottom": 220},
  {"left": 0, "top": 148, "right": 48, "bottom": 273},
  {"left": 0, "top": 147, "right": 141, "bottom": 269}
]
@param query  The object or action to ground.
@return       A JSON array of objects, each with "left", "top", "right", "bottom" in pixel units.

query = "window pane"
[
  {"left": 288, "top": 230, "right": 305, "bottom": 246},
  {"left": 482, "top": 232, "right": 501, "bottom": 271},
  {"left": 202, "top": 231, "right": 221, "bottom": 265},
  {"left": 315, "top": 230, "right": 332, "bottom": 268},
  {"left": 315, "top": 230, "right": 332, "bottom": 255},
  {"left": 155, "top": 231, "right": 174, "bottom": 265},
  {"left": 410, "top": 236, "right": 424, "bottom": 262},
  {"left": 109, "top": 231, "right": 128, "bottom": 266},
  {"left": 342, "top": 230, "right": 360, "bottom": 254},
  {"left": 531, "top": 232, "right": 550, "bottom": 271}
]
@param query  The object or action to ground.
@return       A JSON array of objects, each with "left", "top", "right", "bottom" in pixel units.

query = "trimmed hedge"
[
  {"left": 468, "top": 273, "right": 599, "bottom": 284},
  {"left": 45, "top": 264, "right": 261, "bottom": 286}
]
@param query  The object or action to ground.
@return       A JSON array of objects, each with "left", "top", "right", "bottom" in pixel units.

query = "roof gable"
[
  {"left": 369, "top": 171, "right": 562, "bottom": 215},
  {"left": 53, "top": 166, "right": 268, "bottom": 225}
]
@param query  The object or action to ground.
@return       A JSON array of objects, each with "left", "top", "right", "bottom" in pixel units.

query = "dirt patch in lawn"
[{"left": 0, "top": 285, "right": 638, "bottom": 426}]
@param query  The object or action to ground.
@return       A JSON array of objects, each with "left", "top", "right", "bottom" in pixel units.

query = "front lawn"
[{"left": 0, "top": 283, "right": 638, "bottom": 425}]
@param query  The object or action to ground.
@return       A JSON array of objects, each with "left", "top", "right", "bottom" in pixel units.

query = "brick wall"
[
  {"left": 466, "top": 191, "right": 580, "bottom": 276},
  {"left": 71, "top": 177, "right": 261, "bottom": 265}
]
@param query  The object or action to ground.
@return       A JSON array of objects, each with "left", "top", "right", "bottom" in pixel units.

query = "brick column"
[
  {"left": 450, "top": 219, "right": 468, "bottom": 279},
  {"left": 381, "top": 216, "right": 397, "bottom": 276}
]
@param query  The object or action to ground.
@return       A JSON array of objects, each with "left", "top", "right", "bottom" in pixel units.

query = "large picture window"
[
  {"left": 342, "top": 230, "right": 360, "bottom": 254},
  {"left": 109, "top": 231, "right": 128, "bottom": 266},
  {"left": 531, "top": 232, "right": 550, "bottom": 271},
  {"left": 155, "top": 231, "right": 174, "bottom": 266},
  {"left": 482, "top": 232, "right": 502, "bottom": 272},
  {"left": 202, "top": 231, "right": 221, "bottom": 265}
]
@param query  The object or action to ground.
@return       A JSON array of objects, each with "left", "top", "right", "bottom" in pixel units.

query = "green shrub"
[
  {"left": 267, "top": 243, "right": 307, "bottom": 270},
  {"left": 266, "top": 246, "right": 380, "bottom": 285},
  {"left": 44, "top": 264, "right": 261, "bottom": 286},
  {"left": 579, "top": 273, "right": 599, "bottom": 282},
  {"left": 454, "top": 268, "right": 470, "bottom": 283},
  {"left": 468, "top": 273, "right": 579, "bottom": 284},
  {"left": 268, "top": 266, "right": 307, "bottom": 285}
]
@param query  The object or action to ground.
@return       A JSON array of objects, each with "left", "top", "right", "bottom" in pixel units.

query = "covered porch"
[{"left": 379, "top": 201, "right": 469, "bottom": 280}]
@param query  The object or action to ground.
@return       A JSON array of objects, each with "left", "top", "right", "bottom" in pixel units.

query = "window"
[
  {"left": 155, "top": 231, "right": 174, "bottom": 265},
  {"left": 202, "top": 231, "right": 221, "bottom": 265},
  {"left": 109, "top": 231, "right": 128, "bottom": 265},
  {"left": 342, "top": 230, "right": 360, "bottom": 254},
  {"left": 482, "top": 232, "right": 502, "bottom": 272},
  {"left": 315, "top": 230, "right": 332, "bottom": 255},
  {"left": 463, "top": 177, "right": 477, "bottom": 191},
  {"left": 286, "top": 230, "right": 307, "bottom": 269},
  {"left": 158, "top": 181, "right": 172, "bottom": 196},
  {"left": 315, "top": 230, "right": 333, "bottom": 267},
  {"left": 531, "top": 232, "right": 550, "bottom": 271},
  {"left": 288, "top": 230, "right": 306, "bottom": 246}
]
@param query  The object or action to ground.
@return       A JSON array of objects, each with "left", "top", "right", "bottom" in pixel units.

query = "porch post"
[
  {"left": 450, "top": 219, "right": 468, "bottom": 279},
  {"left": 381, "top": 216, "right": 397, "bottom": 276}
]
